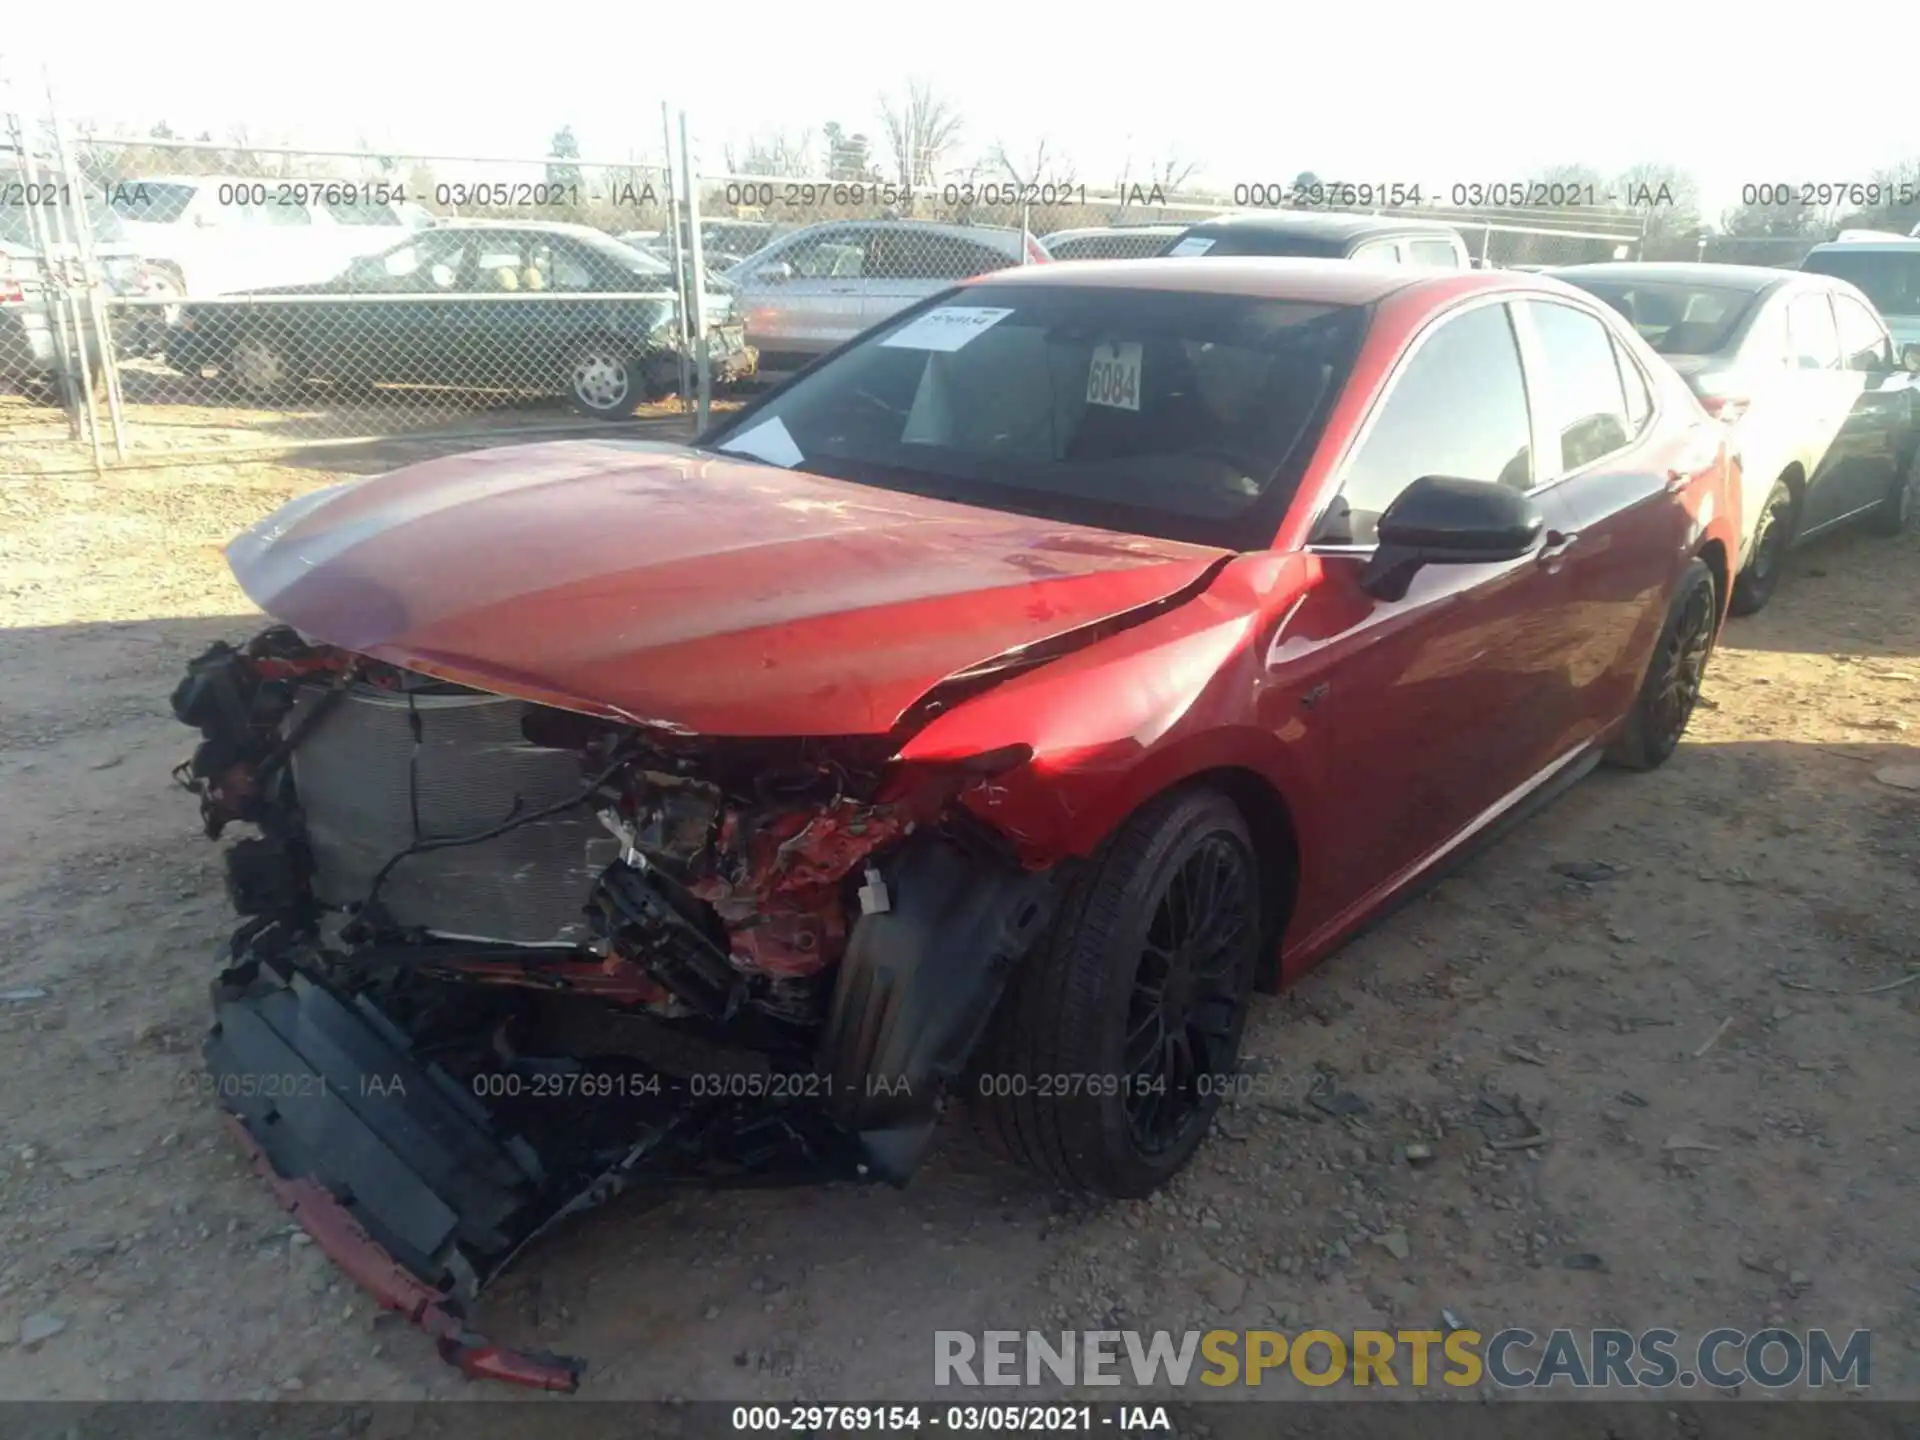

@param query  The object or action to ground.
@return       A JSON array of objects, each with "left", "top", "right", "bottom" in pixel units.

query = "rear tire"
[
  {"left": 1606, "top": 557, "right": 1718, "bottom": 772},
  {"left": 1729, "top": 477, "right": 1796, "bottom": 616},
  {"left": 971, "top": 787, "right": 1261, "bottom": 1198},
  {"left": 223, "top": 333, "right": 294, "bottom": 400},
  {"left": 1867, "top": 446, "right": 1919, "bottom": 537}
]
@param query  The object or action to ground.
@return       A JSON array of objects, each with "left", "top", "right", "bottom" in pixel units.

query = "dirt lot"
[{"left": 0, "top": 432, "right": 1916, "bottom": 1405}]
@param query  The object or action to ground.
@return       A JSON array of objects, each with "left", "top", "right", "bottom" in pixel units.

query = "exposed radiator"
[{"left": 286, "top": 683, "right": 618, "bottom": 946}]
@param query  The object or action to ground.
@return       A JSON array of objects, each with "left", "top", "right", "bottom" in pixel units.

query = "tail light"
[
  {"left": 1023, "top": 234, "right": 1052, "bottom": 265},
  {"left": 0, "top": 258, "right": 24, "bottom": 305},
  {"left": 1698, "top": 393, "right": 1750, "bottom": 425}
]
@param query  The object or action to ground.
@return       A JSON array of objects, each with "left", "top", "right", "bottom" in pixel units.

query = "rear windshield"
[
  {"left": 1049, "top": 233, "right": 1176, "bottom": 261},
  {"left": 1162, "top": 228, "right": 1346, "bottom": 259},
  {"left": 1558, "top": 278, "right": 1758, "bottom": 355},
  {"left": 1800, "top": 249, "right": 1920, "bottom": 316},
  {"left": 107, "top": 181, "right": 198, "bottom": 224},
  {"left": 701, "top": 283, "right": 1367, "bottom": 548}
]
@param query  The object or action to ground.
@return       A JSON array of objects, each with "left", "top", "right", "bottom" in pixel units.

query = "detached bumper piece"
[
  {"left": 223, "top": 1118, "right": 583, "bottom": 1391},
  {"left": 204, "top": 952, "right": 868, "bottom": 1391},
  {"left": 207, "top": 961, "right": 586, "bottom": 1390}
]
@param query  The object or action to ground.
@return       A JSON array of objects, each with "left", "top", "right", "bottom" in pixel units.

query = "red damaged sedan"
[{"left": 173, "top": 258, "right": 1738, "bottom": 1387}]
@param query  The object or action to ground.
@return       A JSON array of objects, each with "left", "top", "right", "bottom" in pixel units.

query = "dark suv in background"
[{"left": 1158, "top": 213, "right": 1472, "bottom": 266}]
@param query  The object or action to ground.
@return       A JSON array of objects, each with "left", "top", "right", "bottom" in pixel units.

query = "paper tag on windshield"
[
  {"left": 1167, "top": 236, "right": 1214, "bottom": 257},
  {"left": 1086, "top": 342, "right": 1143, "bottom": 411},
  {"left": 881, "top": 306, "right": 1014, "bottom": 353},
  {"left": 718, "top": 416, "right": 803, "bottom": 468}
]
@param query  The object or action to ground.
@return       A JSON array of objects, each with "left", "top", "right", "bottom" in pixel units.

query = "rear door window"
[
  {"left": 780, "top": 228, "right": 867, "bottom": 279},
  {"left": 1520, "top": 300, "right": 1633, "bottom": 473},
  {"left": 867, "top": 230, "right": 1015, "bottom": 280},
  {"left": 1407, "top": 238, "right": 1463, "bottom": 267},
  {"left": 1786, "top": 293, "right": 1841, "bottom": 370},
  {"left": 1832, "top": 292, "right": 1893, "bottom": 370}
]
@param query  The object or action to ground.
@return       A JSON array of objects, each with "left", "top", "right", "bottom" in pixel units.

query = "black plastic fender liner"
[
  {"left": 817, "top": 835, "right": 1058, "bottom": 1181},
  {"left": 204, "top": 963, "right": 550, "bottom": 1291}
]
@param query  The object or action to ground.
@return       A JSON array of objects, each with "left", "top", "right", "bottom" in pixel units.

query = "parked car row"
[
  {"left": 163, "top": 220, "right": 754, "bottom": 416},
  {"left": 1546, "top": 258, "right": 1920, "bottom": 613},
  {"left": 700, "top": 217, "right": 1919, "bottom": 622},
  {"left": 180, "top": 257, "right": 1791, "bottom": 1380}
]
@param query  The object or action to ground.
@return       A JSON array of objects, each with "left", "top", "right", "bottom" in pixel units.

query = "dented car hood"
[{"left": 227, "top": 439, "right": 1229, "bottom": 737}]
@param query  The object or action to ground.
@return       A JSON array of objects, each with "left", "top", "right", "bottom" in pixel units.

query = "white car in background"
[{"left": 106, "top": 175, "right": 434, "bottom": 300}]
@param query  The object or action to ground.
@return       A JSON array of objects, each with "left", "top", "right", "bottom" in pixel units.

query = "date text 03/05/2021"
[{"left": 729, "top": 1405, "right": 1170, "bottom": 1433}]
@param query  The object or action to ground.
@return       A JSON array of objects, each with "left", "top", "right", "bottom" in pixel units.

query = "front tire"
[
  {"left": 1606, "top": 557, "right": 1718, "bottom": 772},
  {"left": 972, "top": 788, "right": 1261, "bottom": 1198},
  {"left": 1729, "top": 477, "right": 1796, "bottom": 616},
  {"left": 566, "top": 339, "right": 646, "bottom": 419},
  {"left": 1867, "top": 446, "right": 1919, "bottom": 537}
]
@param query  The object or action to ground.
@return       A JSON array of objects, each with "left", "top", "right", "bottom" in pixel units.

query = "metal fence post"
[
  {"left": 678, "top": 112, "right": 710, "bottom": 434},
  {"left": 661, "top": 101, "right": 693, "bottom": 417},
  {"left": 48, "top": 83, "right": 128, "bottom": 462},
  {"left": 10, "top": 103, "right": 101, "bottom": 469}
]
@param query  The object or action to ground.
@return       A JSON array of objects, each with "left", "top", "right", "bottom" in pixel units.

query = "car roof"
[
  {"left": 781, "top": 218, "right": 1025, "bottom": 239},
  {"left": 120, "top": 174, "right": 272, "bottom": 188},
  {"left": 1177, "top": 212, "right": 1463, "bottom": 242},
  {"left": 963, "top": 256, "right": 1531, "bottom": 304},
  {"left": 1040, "top": 224, "right": 1186, "bottom": 243},
  {"left": 428, "top": 218, "right": 611, "bottom": 240},
  {"left": 1546, "top": 261, "right": 1799, "bottom": 293},
  {"left": 1806, "top": 236, "right": 1920, "bottom": 254}
]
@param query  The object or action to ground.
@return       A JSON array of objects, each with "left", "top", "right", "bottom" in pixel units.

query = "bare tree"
[
  {"left": 1612, "top": 161, "right": 1701, "bottom": 258},
  {"left": 722, "top": 129, "right": 816, "bottom": 178},
  {"left": 879, "top": 80, "right": 963, "bottom": 189},
  {"left": 1114, "top": 148, "right": 1199, "bottom": 199},
  {"left": 1149, "top": 152, "right": 1200, "bottom": 192},
  {"left": 989, "top": 136, "right": 1077, "bottom": 189}
]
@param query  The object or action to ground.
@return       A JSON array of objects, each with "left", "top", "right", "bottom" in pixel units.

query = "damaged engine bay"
[{"left": 171, "top": 625, "right": 1058, "bottom": 1389}]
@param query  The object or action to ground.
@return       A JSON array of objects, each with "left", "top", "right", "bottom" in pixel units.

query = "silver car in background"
[
  {"left": 724, "top": 220, "right": 1045, "bottom": 371},
  {"left": 1552, "top": 261, "right": 1920, "bottom": 613}
]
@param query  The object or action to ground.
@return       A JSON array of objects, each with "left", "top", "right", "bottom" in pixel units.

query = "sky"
[{"left": 7, "top": 2, "right": 1918, "bottom": 225}]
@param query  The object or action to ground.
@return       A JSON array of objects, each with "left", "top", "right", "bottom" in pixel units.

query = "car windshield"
[
  {"left": 702, "top": 283, "right": 1367, "bottom": 548},
  {"left": 1800, "top": 249, "right": 1920, "bottom": 316},
  {"left": 1561, "top": 278, "right": 1758, "bottom": 355},
  {"left": 107, "top": 181, "right": 198, "bottom": 224}
]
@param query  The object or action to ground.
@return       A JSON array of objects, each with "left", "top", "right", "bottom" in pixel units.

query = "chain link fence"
[
  {"left": 689, "top": 174, "right": 1650, "bottom": 374},
  {"left": 2, "top": 84, "right": 1685, "bottom": 474},
  {"left": 3, "top": 94, "right": 745, "bottom": 473}
]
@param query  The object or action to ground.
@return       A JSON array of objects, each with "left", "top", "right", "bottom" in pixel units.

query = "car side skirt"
[{"left": 1278, "top": 739, "right": 1605, "bottom": 985}]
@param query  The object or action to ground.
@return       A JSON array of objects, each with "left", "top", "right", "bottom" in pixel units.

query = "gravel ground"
[{"left": 0, "top": 433, "right": 1916, "bottom": 1404}]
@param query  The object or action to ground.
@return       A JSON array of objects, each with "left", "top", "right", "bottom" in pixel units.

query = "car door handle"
[{"left": 1537, "top": 529, "right": 1580, "bottom": 563}]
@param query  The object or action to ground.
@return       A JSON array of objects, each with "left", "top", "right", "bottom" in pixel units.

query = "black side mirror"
[
  {"left": 1902, "top": 343, "right": 1920, "bottom": 375},
  {"left": 1361, "top": 475, "right": 1545, "bottom": 600}
]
